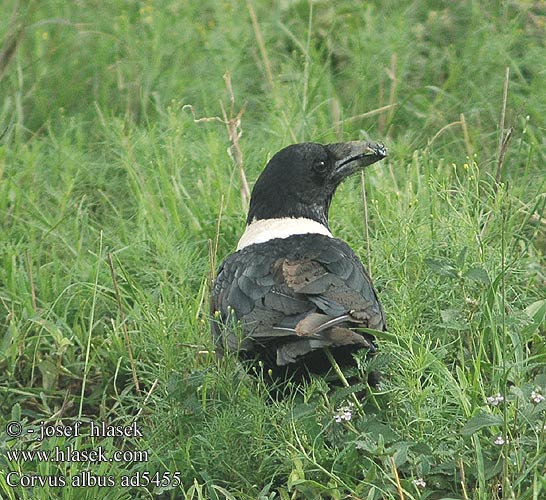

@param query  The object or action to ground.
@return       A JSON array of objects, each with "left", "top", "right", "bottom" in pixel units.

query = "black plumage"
[{"left": 211, "top": 141, "right": 387, "bottom": 380}]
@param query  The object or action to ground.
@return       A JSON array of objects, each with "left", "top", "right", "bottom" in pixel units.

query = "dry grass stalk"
[
  {"left": 495, "top": 127, "right": 513, "bottom": 188},
  {"left": 0, "top": 4, "right": 26, "bottom": 83},
  {"left": 331, "top": 97, "right": 342, "bottom": 137},
  {"left": 494, "top": 66, "right": 511, "bottom": 190},
  {"left": 481, "top": 67, "right": 513, "bottom": 238},
  {"left": 428, "top": 114, "right": 473, "bottom": 159},
  {"left": 25, "top": 250, "right": 37, "bottom": 311},
  {"left": 335, "top": 103, "right": 399, "bottom": 128},
  {"left": 183, "top": 75, "right": 250, "bottom": 208},
  {"left": 360, "top": 172, "right": 372, "bottom": 279},
  {"left": 428, "top": 119, "right": 464, "bottom": 147},
  {"left": 460, "top": 113, "right": 473, "bottom": 159},
  {"left": 107, "top": 253, "right": 141, "bottom": 396},
  {"left": 497, "top": 67, "right": 510, "bottom": 159},
  {"left": 378, "top": 78, "right": 386, "bottom": 134},
  {"left": 208, "top": 195, "right": 225, "bottom": 287},
  {"left": 386, "top": 54, "right": 398, "bottom": 129},
  {"left": 458, "top": 458, "right": 470, "bottom": 500},
  {"left": 135, "top": 378, "right": 159, "bottom": 419},
  {"left": 221, "top": 73, "right": 250, "bottom": 208},
  {"left": 246, "top": 0, "right": 274, "bottom": 89},
  {"left": 378, "top": 55, "right": 397, "bottom": 135},
  {"left": 246, "top": 1, "right": 297, "bottom": 142},
  {"left": 390, "top": 456, "right": 406, "bottom": 500}
]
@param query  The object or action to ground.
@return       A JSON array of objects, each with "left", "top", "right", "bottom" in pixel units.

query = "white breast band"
[{"left": 236, "top": 217, "right": 333, "bottom": 251}]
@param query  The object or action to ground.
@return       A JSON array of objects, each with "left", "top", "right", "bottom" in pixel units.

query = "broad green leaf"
[
  {"left": 424, "top": 258, "right": 459, "bottom": 278},
  {"left": 465, "top": 266, "right": 490, "bottom": 284},
  {"left": 525, "top": 299, "right": 546, "bottom": 323},
  {"left": 11, "top": 403, "right": 21, "bottom": 422},
  {"left": 456, "top": 246, "right": 468, "bottom": 268},
  {"left": 461, "top": 412, "right": 503, "bottom": 437},
  {"left": 440, "top": 309, "right": 467, "bottom": 330}
]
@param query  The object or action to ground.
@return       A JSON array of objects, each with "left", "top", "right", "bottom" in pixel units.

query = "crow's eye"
[{"left": 314, "top": 160, "right": 327, "bottom": 173}]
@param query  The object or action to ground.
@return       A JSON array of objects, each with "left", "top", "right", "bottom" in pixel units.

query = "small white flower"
[
  {"left": 334, "top": 403, "right": 354, "bottom": 423},
  {"left": 530, "top": 391, "right": 545, "bottom": 404},
  {"left": 413, "top": 477, "right": 426, "bottom": 488},
  {"left": 486, "top": 393, "right": 504, "bottom": 406},
  {"left": 493, "top": 435, "right": 507, "bottom": 446}
]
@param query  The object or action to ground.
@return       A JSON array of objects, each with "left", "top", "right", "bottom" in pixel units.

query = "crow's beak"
[{"left": 327, "top": 141, "right": 387, "bottom": 185}]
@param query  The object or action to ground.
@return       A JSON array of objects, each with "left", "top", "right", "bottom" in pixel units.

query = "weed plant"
[{"left": 1, "top": 1, "right": 545, "bottom": 499}]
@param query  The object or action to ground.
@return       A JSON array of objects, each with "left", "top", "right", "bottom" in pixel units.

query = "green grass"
[{"left": 1, "top": 0, "right": 545, "bottom": 498}]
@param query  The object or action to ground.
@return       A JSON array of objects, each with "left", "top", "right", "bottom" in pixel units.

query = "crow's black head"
[{"left": 247, "top": 141, "right": 387, "bottom": 227}]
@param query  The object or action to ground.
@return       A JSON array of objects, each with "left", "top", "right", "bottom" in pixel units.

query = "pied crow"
[{"left": 211, "top": 141, "right": 387, "bottom": 380}]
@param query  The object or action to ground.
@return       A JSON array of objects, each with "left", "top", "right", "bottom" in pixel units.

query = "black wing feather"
[{"left": 211, "top": 234, "right": 385, "bottom": 367}]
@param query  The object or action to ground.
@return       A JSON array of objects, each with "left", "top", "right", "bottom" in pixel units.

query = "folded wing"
[{"left": 211, "top": 234, "right": 385, "bottom": 368}]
